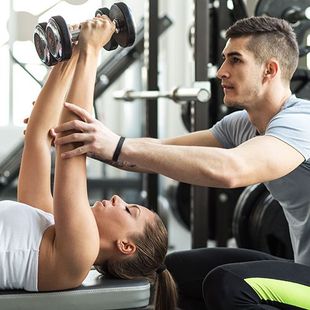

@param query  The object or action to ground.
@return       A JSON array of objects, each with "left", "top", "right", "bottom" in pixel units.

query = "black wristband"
[{"left": 112, "top": 136, "right": 126, "bottom": 162}]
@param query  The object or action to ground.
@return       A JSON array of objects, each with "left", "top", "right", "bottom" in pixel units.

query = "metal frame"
[
  {"left": 144, "top": 0, "right": 159, "bottom": 212},
  {"left": 94, "top": 15, "right": 172, "bottom": 102},
  {"left": 191, "top": 0, "right": 210, "bottom": 248}
]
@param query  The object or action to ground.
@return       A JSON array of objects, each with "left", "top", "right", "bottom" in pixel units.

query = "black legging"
[{"left": 165, "top": 248, "right": 310, "bottom": 310}]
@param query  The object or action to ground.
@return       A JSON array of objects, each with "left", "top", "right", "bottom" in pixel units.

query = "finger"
[
  {"left": 69, "top": 24, "right": 80, "bottom": 32},
  {"left": 64, "top": 102, "right": 94, "bottom": 123},
  {"left": 55, "top": 132, "right": 94, "bottom": 145},
  {"left": 49, "top": 128, "right": 56, "bottom": 137},
  {"left": 54, "top": 119, "right": 93, "bottom": 133},
  {"left": 61, "top": 146, "right": 88, "bottom": 159}
]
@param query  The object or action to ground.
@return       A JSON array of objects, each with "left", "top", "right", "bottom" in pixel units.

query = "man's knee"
[{"left": 203, "top": 264, "right": 260, "bottom": 309}]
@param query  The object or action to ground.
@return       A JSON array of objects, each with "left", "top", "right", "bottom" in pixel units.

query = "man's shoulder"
[{"left": 286, "top": 94, "right": 310, "bottom": 109}]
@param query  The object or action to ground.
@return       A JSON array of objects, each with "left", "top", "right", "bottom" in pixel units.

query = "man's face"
[{"left": 217, "top": 36, "right": 265, "bottom": 108}]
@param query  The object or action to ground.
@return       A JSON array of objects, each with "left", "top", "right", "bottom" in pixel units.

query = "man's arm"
[
  {"left": 54, "top": 104, "right": 304, "bottom": 186},
  {"left": 54, "top": 104, "right": 222, "bottom": 173},
  {"left": 120, "top": 134, "right": 304, "bottom": 187}
]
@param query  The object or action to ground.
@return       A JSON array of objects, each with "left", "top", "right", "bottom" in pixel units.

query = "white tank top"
[{"left": 0, "top": 200, "right": 54, "bottom": 291}]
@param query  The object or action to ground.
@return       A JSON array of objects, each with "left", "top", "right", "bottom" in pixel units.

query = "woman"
[{"left": 0, "top": 16, "right": 177, "bottom": 310}]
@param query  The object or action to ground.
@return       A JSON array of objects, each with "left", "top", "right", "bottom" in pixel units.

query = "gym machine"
[
  {"left": 186, "top": 0, "right": 248, "bottom": 248},
  {"left": 94, "top": 15, "right": 172, "bottom": 100},
  {"left": 0, "top": 142, "right": 23, "bottom": 195}
]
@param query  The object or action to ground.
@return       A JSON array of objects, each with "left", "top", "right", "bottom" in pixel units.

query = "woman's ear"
[{"left": 116, "top": 240, "right": 136, "bottom": 255}]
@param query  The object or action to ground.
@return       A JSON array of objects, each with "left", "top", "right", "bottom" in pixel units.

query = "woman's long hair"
[{"left": 96, "top": 213, "right": 178, "bottom": 310}]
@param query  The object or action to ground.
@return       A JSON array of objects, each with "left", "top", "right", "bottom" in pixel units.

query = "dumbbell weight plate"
[
  {"left": 110, "top": 2, "right": 135, "bottom": 47},
  {"left": 33, "top": 22, "right": 58, "bottom": 66},
  {"left": 95, "top": 7, "right": 119, "bottom": 51},
  {"left": 46, "top": 16, "right": 73, "bottom": 61}
]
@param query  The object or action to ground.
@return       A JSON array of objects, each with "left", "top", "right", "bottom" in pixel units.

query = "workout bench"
[{"left": 0, "top": 270, "right": 150, "bottom": 310}]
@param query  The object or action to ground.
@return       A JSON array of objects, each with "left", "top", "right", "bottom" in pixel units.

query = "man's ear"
[
  {"left": 116, "top": 240, "right": 137, "bottom": 255},
  {"left": 264, "top": 59, "right": 278, "bottom": 79}
]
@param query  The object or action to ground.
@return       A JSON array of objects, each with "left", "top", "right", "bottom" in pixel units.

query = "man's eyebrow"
[{"left": 222, "top": 51, "right": 243, "bottom": 58}]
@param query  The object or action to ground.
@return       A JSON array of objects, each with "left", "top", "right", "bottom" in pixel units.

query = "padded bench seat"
[{"left": 0, "top": 270, "right": 150, "bottom": 310}]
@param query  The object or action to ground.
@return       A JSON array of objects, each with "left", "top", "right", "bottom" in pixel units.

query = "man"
[{"left": 54, "top": 16, "right": 310, "bottom": 309}]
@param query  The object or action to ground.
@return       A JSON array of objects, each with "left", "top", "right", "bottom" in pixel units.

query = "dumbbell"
[
  {"left": 33, "top": 22, "right": 59, "bottom": 66},
  {"left": 45, "top": 2, "right": 135, "bottom": 63}
]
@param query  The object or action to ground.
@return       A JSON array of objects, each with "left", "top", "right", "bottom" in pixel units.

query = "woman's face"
[{"left": 92, "top": 195, "right": 155, "bottom": 245}]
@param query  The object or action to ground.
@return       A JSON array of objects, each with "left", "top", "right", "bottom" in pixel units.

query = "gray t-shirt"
[{"left": 210, "top": 95, "right": 310, "bottom": 265}]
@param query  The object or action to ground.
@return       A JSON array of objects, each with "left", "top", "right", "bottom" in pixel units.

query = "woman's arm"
[
  {"left": 18, "top": 48, "right": 79, "bottom": 213},
  {"left": 52, "top": 16, "right": 116, "bottom": 287}
]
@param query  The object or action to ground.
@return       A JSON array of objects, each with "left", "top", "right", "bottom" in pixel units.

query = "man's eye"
[{"left": 232, "top": 57, "right": 240, "bottom": 63}]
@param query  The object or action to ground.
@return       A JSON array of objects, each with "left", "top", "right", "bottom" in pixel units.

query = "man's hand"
[{"left": 54, "top": 102, "right": 120, "bottom": 160}]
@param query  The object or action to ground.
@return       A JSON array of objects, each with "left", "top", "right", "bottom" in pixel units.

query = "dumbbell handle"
[{"left": 70, "top": 20, "right": 119, "bottom": 43}]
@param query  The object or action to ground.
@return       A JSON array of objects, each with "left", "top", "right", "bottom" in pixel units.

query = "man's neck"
[{"left": 246, "top": 88, "right": 292, "bottom": 134}]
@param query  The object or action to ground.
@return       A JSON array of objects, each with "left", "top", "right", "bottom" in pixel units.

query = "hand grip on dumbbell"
[{"left": 34, "top": 2, "right": 135, "bottom": 66}]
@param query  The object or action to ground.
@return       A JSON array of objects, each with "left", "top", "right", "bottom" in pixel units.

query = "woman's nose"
[{"left": 111, "top": 195, "right": 126, "bottom": 206}]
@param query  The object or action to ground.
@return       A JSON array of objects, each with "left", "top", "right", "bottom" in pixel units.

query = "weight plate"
[
  {"left": 255, "top": 0, "right": 310, "bottom": 45},
  {"left": 249, "top": 194, "right": 294, "bottom": 259},
  {"left": 232, "top": 183, "right": 267, "bottom": 248},
  {"left": 110, "top": 2, "right": 136, "bottom": 47},
  {"left": 96, "top": 7, "right": 119, "bottom": 51},
  {"left": 33, "top": 22, "right": 58, "bottom": 66},
  {"left": 95, "top": 7, "right": 110, "bottom": 17},
  {"left": 46, "top": 16, "right": 72, "bottom": 61}
]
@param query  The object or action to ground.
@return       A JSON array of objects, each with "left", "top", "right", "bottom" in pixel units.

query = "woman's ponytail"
[{"left": 154, "top": 268, "right": 178, "bottom": 310}]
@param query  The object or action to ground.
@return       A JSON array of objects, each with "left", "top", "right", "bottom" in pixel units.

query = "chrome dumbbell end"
[
  {"left": 33, "top": 22, "right": 58, "bottom": 66},
  {"left": 46, "top": 16, "right": 73, "bottom": 61}
]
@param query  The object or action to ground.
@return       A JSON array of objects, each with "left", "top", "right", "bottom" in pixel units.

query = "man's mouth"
[{"left": 222, "top": 84, "right": 234, "bottom": 90}]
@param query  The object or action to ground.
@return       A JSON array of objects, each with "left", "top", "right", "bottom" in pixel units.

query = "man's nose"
[{"left": 216, "top": 63, "right": 229, "bottom": 80}]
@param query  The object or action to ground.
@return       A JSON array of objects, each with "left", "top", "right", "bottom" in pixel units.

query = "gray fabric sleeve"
[
  {"left": 266, "top": 109, "right": 310, "bottom": 161},
  {"left": 210, "top": 110, "right": 256, "bottom": 148}
]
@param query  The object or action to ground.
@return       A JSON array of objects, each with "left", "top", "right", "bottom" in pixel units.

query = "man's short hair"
[{"left": 226, "top": 16, "right": 299, "bottom": 81}]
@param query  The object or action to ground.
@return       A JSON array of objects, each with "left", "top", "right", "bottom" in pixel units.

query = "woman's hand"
[
  {"left": 78, "top": 15, "right": 116, "bottom": 53},
  {"left": 54, "top": 102, "right": 120, "bottom": 160}
]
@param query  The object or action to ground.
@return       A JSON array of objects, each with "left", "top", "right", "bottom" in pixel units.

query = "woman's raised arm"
[{"left": 51, "top": 16, "right": 116, "bottom": 288}]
